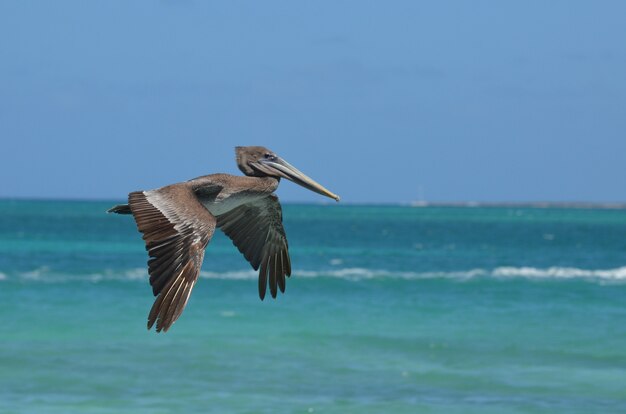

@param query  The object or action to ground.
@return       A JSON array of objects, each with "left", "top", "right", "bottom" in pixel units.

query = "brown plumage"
[{"left": 109, "top": 146, "right": 339, "bottom": 332}]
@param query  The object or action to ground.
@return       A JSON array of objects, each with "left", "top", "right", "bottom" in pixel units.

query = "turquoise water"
[{"left": 1, "top": 200, "right": 625, "bottom": 413}]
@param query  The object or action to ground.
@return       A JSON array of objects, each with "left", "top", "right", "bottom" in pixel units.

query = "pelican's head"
[{"left": 235, "top": 146, "right": 340, "bottom": 201}]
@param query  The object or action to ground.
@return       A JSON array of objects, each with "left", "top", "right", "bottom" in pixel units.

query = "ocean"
[{"left": 0, "top": 200, "right": 625, "bottom": 413}]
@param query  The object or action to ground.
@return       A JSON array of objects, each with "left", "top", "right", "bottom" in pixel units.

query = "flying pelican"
[{"left": 108, "top": 146, "right": 340, "bottom": 332}]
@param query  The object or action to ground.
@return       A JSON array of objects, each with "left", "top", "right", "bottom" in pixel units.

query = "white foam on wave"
[
  {"left": 21, "top": 266, "right": 51, "bottom": 281},
  {"left": 200, "top": 270, "right": 257, "bottom": 280},
  {"left": 492, "top": 266, "right": 626, "bottom": 280},
  {"left": 197, "top": 268, "right": 488, "bottom": 281},
  {"left": 3, "top": 266, "right": 626, "bottom": 283},
  {"left": 0, "top": 267, "right": 151, "bottom": 283},
  {"left": 199, "top": 266, "right": 626, "bottom": 282}
]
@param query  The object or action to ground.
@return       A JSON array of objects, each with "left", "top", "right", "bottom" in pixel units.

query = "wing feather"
[
  {"left": 268, "top": 252, "right": 277, "bottom": 298},
  {"left": 277, "top": 251, "right": 285, "bottom": 294},
  {"left": 216, "top": 195, "right": 291, "bottom": 300},
  {"left": 259, "top": 259, "right": 268, "bottom": 300},
  {"left": 128, "top": 185, "right": 216, "bottom": 332}
]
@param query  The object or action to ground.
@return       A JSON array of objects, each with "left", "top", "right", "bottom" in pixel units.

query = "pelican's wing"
[
  {"left": 128, "top": 184, "right": 216, "bottom": 332},
  {"left": 216, "top": 194, "right": 291, "bottom": 300}
]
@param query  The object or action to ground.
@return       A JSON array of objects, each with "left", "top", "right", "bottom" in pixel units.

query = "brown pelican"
[{"left": 108, "top": 146, "right": 340, "bottom": 332}]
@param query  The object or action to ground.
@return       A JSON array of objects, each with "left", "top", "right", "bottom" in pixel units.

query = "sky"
[{"left": 1, "top": 1, "right": 625, "bottom": 204}]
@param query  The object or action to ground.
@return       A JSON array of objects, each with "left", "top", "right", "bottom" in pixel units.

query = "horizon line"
[{"left": 1, "top": 196, "right": 625, "bottom": 210}]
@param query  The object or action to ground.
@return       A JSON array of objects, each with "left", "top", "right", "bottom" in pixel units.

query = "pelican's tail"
[{"left": 107, "top": 203, "right": 132, "bottom": 214}]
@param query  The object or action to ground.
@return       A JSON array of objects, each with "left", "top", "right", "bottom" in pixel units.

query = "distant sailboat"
[{"left": 410, "top": 184, "right": 428, "bottom": 207}]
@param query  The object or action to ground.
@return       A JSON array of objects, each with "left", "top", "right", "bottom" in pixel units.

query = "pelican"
[{"left": 108, "top": 146, "right": 340, "bottom": 332}]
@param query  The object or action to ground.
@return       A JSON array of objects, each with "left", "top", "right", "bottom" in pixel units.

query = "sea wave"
[
  {"left": 200, "top": 266, "right": 626, "bottom": 282},
  {"left": 197, "top": 268, "right": 488, "bottom": 280},
  {"left": 1, "top": 266, "right": 626, "bottom": 283},
  {"left": 491, "top": 266, "right": 626, "bottom": 280}
]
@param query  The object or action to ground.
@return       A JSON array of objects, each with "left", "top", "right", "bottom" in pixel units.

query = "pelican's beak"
[{"left": 258, "top": 156, "right": 340, "bottom": 201}]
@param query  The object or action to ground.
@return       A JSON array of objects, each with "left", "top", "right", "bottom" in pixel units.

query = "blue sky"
[{"left": 1, "top": 1, "right": 625, "bottom": 203}]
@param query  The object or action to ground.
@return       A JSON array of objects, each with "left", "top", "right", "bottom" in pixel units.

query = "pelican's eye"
[{"left": 264, "top": 153, "right": 275, "bottom": 160}]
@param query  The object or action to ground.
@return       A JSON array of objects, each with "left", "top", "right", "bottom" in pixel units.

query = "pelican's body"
[
  {"left": 191, "top": 174, "right": 278, "bottom": 216},
  {"left": 109, "top": 146, "right": 339, "bottom": 332}
]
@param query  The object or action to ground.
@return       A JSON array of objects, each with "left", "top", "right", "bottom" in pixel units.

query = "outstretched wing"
[
  {"left": 128, "top": 184, "right": 216, "bottom": 332},
  {"left": 216, "top": 195, "right": 291, "bottom": 300}
]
